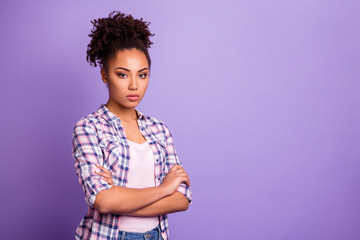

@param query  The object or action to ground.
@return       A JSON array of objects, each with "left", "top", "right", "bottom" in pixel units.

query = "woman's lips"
[{"left": 127, "top": 95, "right": 139, "bottom": 101}]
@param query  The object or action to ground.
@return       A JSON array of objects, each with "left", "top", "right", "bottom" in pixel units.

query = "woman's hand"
[
  {"left": 95, "top": 164, "right": 114, "bottom": 186},
  {"left": 160, "top": 164, "right": 190, "bottom": 196}
]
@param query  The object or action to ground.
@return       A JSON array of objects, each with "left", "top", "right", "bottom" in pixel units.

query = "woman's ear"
[{"left": 100, "top": 68, "right": 108, "bottom": 83}]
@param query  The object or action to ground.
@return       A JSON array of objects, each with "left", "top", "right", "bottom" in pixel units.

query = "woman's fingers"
[
  {"left": 170, "top": 164, "right": 185, "bottom": 170},
  {"left": 179, "top": 173, "right": 190, "bottom": 187},
  {"left": 95, "top": 171, "right": 110, "bottom": 178},
  {"left": 169, "top": 165, "right": 179, "bottom": 172},
  {"left": 96, "top": 171, "right": 112, "bottom": 181},
  {"left": 96, "top": 164, "right": 111, "bottom": 173},
  {"left": 95, "top": 164, "right": 114, "bottom": 185},
  {"left": 173, "top": 168, "right": 191, "bottom": 187},
  {"left": 171, "top": 165, "right": 190, "bottom": 186},
  {"left": 94, "top": 163, "right": 189, "bottom": 187},
  {"left": 96, "top": 165, "right": 112, "bottom": 177},
  {"left": 174, "top": 168, "right": 187, "bottom": 175}
]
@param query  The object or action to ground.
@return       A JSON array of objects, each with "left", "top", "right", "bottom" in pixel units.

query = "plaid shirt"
[{"left": 71, "top": 103, "right": 192, "bottom": 240}]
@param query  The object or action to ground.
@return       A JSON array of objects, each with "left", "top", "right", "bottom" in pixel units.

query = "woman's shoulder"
[
  {"left": 142, "top": 113, "right": 175, "bottom": 142},
  {"left": 145, "top": 114, "right": 165, "bottom": 126},
  {"left": 73, "top": 109, "right": 103, "bottom": 130},
  {"left": 140, "top": 111, "right": 167, "bottom": 129},
  {"left": 138, "top": 110, "right": 172, "bottom": 135}
]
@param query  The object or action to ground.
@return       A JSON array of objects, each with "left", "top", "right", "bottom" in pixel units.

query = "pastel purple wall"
[{"left": 1, "top": 0, "right": 359, "bottom": 239}]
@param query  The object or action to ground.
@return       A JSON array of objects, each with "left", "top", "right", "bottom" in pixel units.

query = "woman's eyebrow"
[{"left": 114, "top": 67, "right": 148, "bottom": 72}]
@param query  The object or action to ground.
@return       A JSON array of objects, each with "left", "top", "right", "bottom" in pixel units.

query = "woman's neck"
[{"left": 105, "top": 101, "right": 138, "bottom": 122}]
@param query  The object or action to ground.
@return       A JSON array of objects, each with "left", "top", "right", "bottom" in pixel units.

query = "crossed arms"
[
  {"left": 93, "top": 164, "right": 191, "bottom": 217},
  {"left": 72, "top": 118, "right": 192, "bottom": 217}
]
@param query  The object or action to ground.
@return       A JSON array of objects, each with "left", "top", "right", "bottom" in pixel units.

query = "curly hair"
[{"left": 86, "top": 10, "right": 155, "bottom": 72}]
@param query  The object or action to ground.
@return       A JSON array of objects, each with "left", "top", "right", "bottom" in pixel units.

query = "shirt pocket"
[{"left": 100, "top": 140, "right": 122, "bottom": 171}]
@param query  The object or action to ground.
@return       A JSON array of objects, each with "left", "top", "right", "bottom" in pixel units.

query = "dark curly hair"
[{"left": 86, "top": 10, "right": 155, "bottom": 72}]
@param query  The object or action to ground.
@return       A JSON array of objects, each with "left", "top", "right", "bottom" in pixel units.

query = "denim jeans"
[{"left": 118, "top": 224, "right": 163, "bottom": 240}]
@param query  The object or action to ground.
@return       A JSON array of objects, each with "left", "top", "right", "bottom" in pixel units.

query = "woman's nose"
[{"left": 129, "top": 77, "right": 138, "bottom": 90}]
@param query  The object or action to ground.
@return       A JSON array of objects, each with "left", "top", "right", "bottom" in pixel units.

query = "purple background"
[{"left": 1, "top": 0, "right": 359, "bottom": 239}]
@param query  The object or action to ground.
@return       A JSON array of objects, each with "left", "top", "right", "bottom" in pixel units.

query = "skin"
[
  {"left": 92, "top": 48, "right": 191, "bottom": 216},
  {"left": 101, "top": 48, "right": 149, "bottom": 143}
]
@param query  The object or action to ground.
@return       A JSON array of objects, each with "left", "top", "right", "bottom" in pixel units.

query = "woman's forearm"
[
  {"left": 93, "top": 185, "right": 169, "bottom": 214},
  {"left": 122, "top": 191, "right": 189, "bottom": 217}
]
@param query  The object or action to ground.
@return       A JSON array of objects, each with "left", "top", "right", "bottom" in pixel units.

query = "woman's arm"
[
  {"left": 94, "top": 164, "right": 190, "bottom": 214},
  {"left": 162, "top": 123, "right": 193, "bottom": 204},
  {"left": 123, "top": 191, "right": 190, "bottom": 217},
  {"left": 93, "top": 185, "right": 168, "bottom": 214}
]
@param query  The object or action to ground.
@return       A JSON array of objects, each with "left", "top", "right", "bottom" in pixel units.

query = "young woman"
[{"left": 71, "top": 11, "right": 192, "bottom": 240}]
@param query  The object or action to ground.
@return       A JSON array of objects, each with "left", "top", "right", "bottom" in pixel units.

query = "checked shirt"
[{"left": 71, "top": 103, "right": 192, "bottom": 240}]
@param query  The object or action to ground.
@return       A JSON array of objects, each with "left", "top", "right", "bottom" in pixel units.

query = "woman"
[{"left": 71, "top": 10, "right": 192, "bottom": 240}]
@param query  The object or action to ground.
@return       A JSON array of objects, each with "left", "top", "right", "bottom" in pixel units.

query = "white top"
[{"left": 118, "top": 139, "right": 159, "bottom": 233}]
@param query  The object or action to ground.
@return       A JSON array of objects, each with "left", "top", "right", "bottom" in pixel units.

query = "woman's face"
[{"left": 101, "top": 48, "right": 149, "bottom": 109}]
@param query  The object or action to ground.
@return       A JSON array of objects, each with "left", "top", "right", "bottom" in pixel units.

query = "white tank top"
[{"left": 118, "top": 139, "right": 159, "bottom": 232}]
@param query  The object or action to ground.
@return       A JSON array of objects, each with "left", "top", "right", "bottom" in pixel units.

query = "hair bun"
[{"left": 86, "top": 10, "right": 155, "bottom": 68}]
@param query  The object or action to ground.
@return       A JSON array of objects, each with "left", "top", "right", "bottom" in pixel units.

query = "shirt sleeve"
[
  {"left": 71, "top": 118, "right": 113, "bottom": 208},
  {"left": 163, "top": 123, "right": 193, "bottom": 204}
]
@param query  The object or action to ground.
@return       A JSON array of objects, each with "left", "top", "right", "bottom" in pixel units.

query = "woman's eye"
[
  {"left": 117, "top": 73, "right": 127, "bottom": 78},
  {"left": 139, "top": 73, "right": 147, "bottom": 79}
]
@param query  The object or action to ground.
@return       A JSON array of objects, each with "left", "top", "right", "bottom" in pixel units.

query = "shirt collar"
[{"left": 97, "top": 103, "right": 145, "bottom": 124}]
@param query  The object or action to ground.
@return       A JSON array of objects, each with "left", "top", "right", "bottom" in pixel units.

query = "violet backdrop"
[{"left": 0, "top": 0, "right": 359, "bottom": 239}]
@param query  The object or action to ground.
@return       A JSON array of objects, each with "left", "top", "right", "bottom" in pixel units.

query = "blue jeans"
[{"left": 118, "top": 224, "right": 163, "bottom": 240}]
